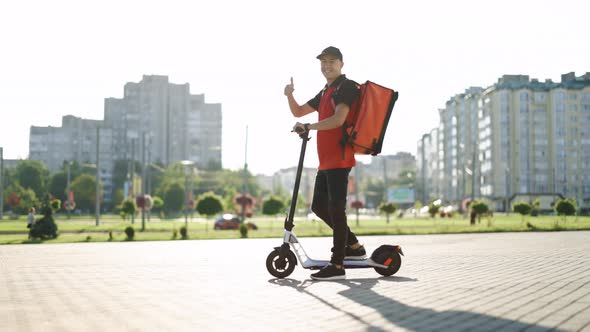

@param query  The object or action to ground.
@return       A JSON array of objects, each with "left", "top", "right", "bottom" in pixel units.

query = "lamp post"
[
  {"left": 180, "top": 160, "right": 195, "bottom": 229},
  {"left": 505, "top": 164, "right": 511, "bottom": 215},
  {"left": 471, "top": 148, "right": 476, "bottom": 202},
  {"left": 65, "top": 160, "right": 73, "bottom": 220},
  {"left": 241, "top": 126, "right": 249, "bottom": 223},
  {"left": 141, "top": 132, "right": 146, "bottom": 231}
]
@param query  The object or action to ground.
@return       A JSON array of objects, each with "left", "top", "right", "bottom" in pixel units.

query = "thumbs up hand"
[{"left": 284, "top": 77, "right": 295, "bottom": 96}]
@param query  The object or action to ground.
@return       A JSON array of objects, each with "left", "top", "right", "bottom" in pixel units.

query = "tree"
[
  {"left": 223, "top": 186, "right": 238, "bottom": 214},
  {"left": 4, "top": 183, "right": 38, "bottom": 214},
  {"left": 364, "top": 178, "right": 386, "bottom": 209},
  {"left": 70, "top": 174, "right": 103, "bottom": 213},
  {"left": 120, "top": 198, "right": 136, "bottom": 221},
  {"left": 392, "top": 169, "right": 416, "bottom": 187},
  {"left": 6, "top": 191, "right": 21, "bottom": 211},
  {"left": 196, "top": 192, "right": 224, "bottom": 233},
  {"left": 48, "top": 172, "right": 67, "bottom": 204},
  {"left": 163, "top": 182, "right": 185, "bottom": 214},
  {"left": 152, "top": 196, "right": 164, "bottom": 213},
  {"left": 111, "top": 159, "right": 143, "bottom": 204},
  {"left": 554, "top": 198, "right": 577, "bottom": 222},
  {"left": 351, "top": 200, "right": 364, "bottom": 226},
  {"left": 379, "top": 202, "right": 397, "bottom": 224},
  {"left": 50, "top": 197, "right": 61, "bottom": 212},
  {"left": 262, "top": 196, "right": 285, "bottom": 216},
  {"left": 196, "top": 192, "right": 224, "bottom": 217},
  {"left": 513, "top": 201, "right": 532, "bottom": 224},
  {"left": 470, "top": 201, "right": 489, "bottom": 224},
  {"left": 15, "top": 160, "right": 49, "bottom": 199},
  {"left": 414, "top": 200, "right": 423, "bottom": 217},
  {"left": 531, "top": 199, "right": 540, "bottom": 217}
]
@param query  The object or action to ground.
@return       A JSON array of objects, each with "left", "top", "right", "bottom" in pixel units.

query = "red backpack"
[{"left": 341, "top": 81, "right": 399, "bottom": 156}]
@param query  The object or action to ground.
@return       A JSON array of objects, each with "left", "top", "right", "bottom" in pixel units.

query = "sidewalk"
[{"left": 0, "top": 231, "right": 589, "bottom": 331}]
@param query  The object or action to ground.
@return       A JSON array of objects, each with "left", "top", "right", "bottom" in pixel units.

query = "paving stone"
[{"left": 0, "top": 231, "right": 589, "bottom": 331}]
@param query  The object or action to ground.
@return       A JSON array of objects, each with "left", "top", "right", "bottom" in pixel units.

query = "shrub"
[
  {"left": 470, "top": 201, "right": 489, "bottom": 224},
  {"left": 262, "top": 196, "right": 286, "bottom": 216},
  {"left": 50, "top": 198, "right": 61, "bottom": 212},
  {"left": 196, "top": 192, "right": 224, "bottom": 217},
  {"left": 121, "top": 199, "right": 137, "bottom": 221},
  {"left": 513, "top": 201, "right": 532, "bottom": 224},
  {"left": 179, "top": 226, "right": 188, "bottom": 240},
  {"left": 124, "top": 226, "right": 135, "bottom": 240},
  {"left": 554, "top": 199, "right": 577, "bottom": 222},
  {"left": 379, "top": 202, "right": 398, "bottom": 224},
  {"left": 30, "top": 204, "right": 59, "bottom": 240},
  {"left": 428, "top": 204, "right": 440, "bottom": 218},
  {"left": 240, "top": 223, "right": 248, "bottom": 238},
  {"left": 530, "top": 199, "right": 540, "bottom": 217}
]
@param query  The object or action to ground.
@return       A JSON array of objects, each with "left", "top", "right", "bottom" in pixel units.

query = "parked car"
[{"left": 214, "top": 214, "right": 258, "bottom": 230}]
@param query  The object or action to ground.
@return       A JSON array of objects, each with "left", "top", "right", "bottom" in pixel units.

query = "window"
[
  {"left": 555, "top": 104, "right": 565, "bottom": 112},
  {"left": 534, "top": 92, "right": 546, "bottom": 102},
  {"left": 554, "top": 91, "right": 566, "bottom": 101}
]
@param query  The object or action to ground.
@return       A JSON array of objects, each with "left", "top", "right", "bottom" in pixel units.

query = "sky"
[{"left": 1, "top": 0, "right": 588, "bottom": 175}]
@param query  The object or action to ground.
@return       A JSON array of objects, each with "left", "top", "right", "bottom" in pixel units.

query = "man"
[{"left": 284, "top": 46, "right": 366, "bottom": 281}]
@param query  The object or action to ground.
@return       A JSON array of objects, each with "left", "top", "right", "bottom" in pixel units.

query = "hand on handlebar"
[{"left": 292, "top": 122, "right": 307, "bottom": 134}]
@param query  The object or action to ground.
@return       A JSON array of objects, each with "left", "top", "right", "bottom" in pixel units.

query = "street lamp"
[
  {"left": 180, "top": 160, "right": 196, "bottom": 229},
  {"left": 81, "top": 162, "right": 101, "bottom": 226},
  {"left": 505, "top": 164, "right": 511, "bottom": 215}
]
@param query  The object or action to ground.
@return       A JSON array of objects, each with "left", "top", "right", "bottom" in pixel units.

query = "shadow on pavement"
[{"left": 269, "top": 277, "right": 563, "bottom": 332}]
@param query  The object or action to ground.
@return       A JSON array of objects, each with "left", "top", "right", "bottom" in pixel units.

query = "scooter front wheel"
[{"left": 266, "top": 248, "right": 297, "bottom": 278}]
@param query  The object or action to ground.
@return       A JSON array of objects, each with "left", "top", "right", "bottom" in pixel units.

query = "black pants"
[{"left": 311, "top": 168, "right": 358, "bottom": 265}]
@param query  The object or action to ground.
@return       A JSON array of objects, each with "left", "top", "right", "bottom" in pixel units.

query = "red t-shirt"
[{"left": 307, "top": 75, "right": 360, "bottom": 170}]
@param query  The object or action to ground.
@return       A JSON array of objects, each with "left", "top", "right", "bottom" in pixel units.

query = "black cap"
[{"left": 316, "top": 46, "right": 343, "bottom": 60}]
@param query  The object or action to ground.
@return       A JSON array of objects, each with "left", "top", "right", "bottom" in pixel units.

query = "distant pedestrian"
[{"left": 27, "top": 207, "right": 36, "bottom": 238}]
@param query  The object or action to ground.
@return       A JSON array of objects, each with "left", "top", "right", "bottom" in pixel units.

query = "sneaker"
[
  {"left": 345, "top": 245, "right": 367, "bottom": 260},
  {"left": 311, "top": 264, "right": 346, "bottom": 281}
]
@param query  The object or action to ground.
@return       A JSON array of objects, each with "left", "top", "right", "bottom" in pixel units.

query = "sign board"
[{"left": 387, "top": 188, "right": 415, "bottom": 204}]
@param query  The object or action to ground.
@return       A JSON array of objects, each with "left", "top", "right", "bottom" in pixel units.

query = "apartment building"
[
  {"left": 104, "top": 75, "right": 222, "bottom": 168},
  {"left": 29, "top": 75, "right": 222, "bottom": 204},
  {"left": 416, "top": 127, "right": 442, "bottom": 204},
  {"left": 418, "top": 72, "right": 590, "bottom": 211}
]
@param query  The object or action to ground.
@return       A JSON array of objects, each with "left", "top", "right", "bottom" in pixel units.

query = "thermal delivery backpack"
[{"left": 341, "top": 80, "right": 399, "bottom": 156}]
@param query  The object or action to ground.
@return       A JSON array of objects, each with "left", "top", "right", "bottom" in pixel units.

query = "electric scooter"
[{"left": 266, "top": 129, "right": 404, "bottom": 279}]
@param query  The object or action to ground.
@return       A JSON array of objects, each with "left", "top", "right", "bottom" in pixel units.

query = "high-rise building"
[
  {"left": 29, "top": 75, "right": 222, "bottom": 204},
  {"left": 29, "top": 116, "right": 114, "bottom": 201},
  {"left": 416, "top": 127, "right": 442, "bottom": 204},
  {"left": 104, "top": 75, "right": 222, "bottom": 168},
  {"left": 418, "top": 72, "right": 590, "bottom": 210}
]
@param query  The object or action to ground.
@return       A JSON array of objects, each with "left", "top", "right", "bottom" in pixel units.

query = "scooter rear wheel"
[
  {"left": 266, "top": 248, "right": 297, "bottom": 278},
  {"left": 373, "top": 250, "right": 402, "bottom": 277}
]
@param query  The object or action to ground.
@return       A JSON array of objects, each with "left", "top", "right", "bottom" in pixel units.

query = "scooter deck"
[{"left": 302, "top": 257, "right": 388, "bottom": 270}]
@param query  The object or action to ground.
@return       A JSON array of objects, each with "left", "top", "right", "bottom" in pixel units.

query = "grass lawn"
[{"left": 1, "top": 213, "right": 589, "bottom": 245}]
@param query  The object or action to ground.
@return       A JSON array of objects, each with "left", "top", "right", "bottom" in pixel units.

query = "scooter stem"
[{"left": 285, "top": 130, "right": 310, "bottom": 232}]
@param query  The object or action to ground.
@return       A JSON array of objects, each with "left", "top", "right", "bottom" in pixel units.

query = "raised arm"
[{"left": 285, "top": 77, "right": 315, "bottom": 118}]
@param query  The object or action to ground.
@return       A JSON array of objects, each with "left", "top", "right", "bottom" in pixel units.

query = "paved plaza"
[{"left": 0, "top": 231, "right": 589, "bottom": 331}]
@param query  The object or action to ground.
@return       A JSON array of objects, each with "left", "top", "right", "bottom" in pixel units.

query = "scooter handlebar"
[{"left": 292, "top": 127, "right": 309, "bottom": 139}]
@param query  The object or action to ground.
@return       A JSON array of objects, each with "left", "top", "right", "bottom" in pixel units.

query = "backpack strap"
[
  {"left": 322, "top": 78, "right": 352, "bottom": 160},
  {"left": 334, "top": 79, "right": 351, "bottom": 160}
]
